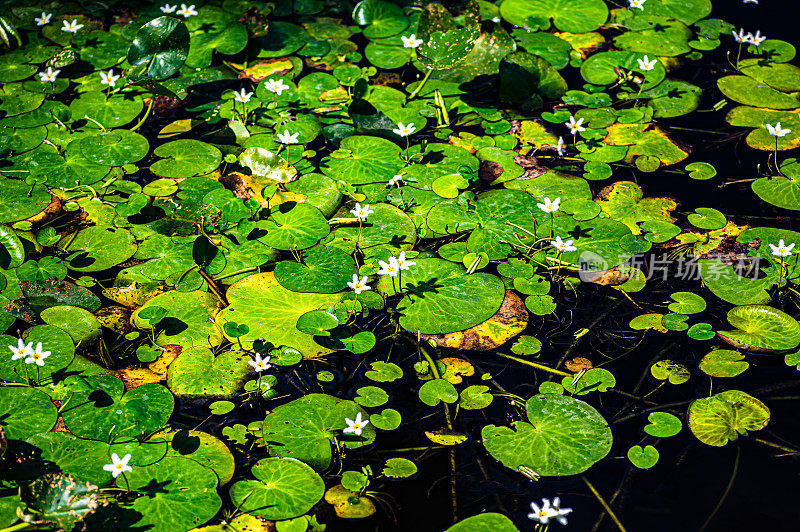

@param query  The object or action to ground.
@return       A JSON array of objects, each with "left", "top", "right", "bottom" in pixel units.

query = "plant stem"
[
  {"left": 496, "top": 353, "right": 572, "bottom": 377},
  {"left": 130, "top": 96, "right": 156, "bottom": 132},
  {"left": 408, "top": 69, "right": 433, "bottom": 100},
  {"left": 583, "top": 477, "right": 627, "bottom": 532}
]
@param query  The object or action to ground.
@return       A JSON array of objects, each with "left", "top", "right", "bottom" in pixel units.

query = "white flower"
[
  {"left": 537, "top": 197, "right": 561, "bottom": 214},
  {"left": 61, "top": 19, "right": 83, "bottom": 33},
  {"left": 528, "top": 497, "right": 572, "bottom": 526},
  {"left": 343, "top": 412, "right": 370, "bottom": 436},
  {"left": 392, "top": 122, "right": 416, "bottom": 137},
  {"left": 769, "top": 239, "right": 796, "bottom": 257},
  {"left": 347, "top": 274, "right": 371, "bottom": 295},
  {"left": 565, "top": 116, "right": 585, "bottom": 135},
  {"left": 176, "top": 3, "right": 198, "bottom": 16},
  {"left": 248, "top": 352, "right": 272, "bottom": 372},
  {"left": 35, "top": 12, "right": 52, "bottom": 26},
  {"left": 749, "top": 30, "right": 766, "bottom": 46},
  {"left": 9, "top": 338, "right": 33, "bottom": 361},
  {"left": 732, "top": 28, "right": 749, "bottom": 43},
  {"left": 551, "top": 236, "right": 577, "bottom": 253},
  {"left": 25, "top": 343, "right": 51, "bottom": 367},
  {"left": 637, "top": 55, "right": 658, "bottom": 71},
  {"left": 350, "top": 202, "right": 374, "bottom": 221},
  {"left": 492, "top": 16, "right": 501, "bottom": 23},
  {"left": 233, "top": 88, "right": 252, "bottom": 103},
  {"left": 388, "top": 174, "right": 404, "bottom": 187},
  {"left": 103, "top": 453, "right": 133, "bottom": 478},
  {"left": 628, "top": 0, "right": 646, "bottom": 9},
  {"left": 263, "top": 78, "right": 290, "bottom": 95},
  {"left": 766, "top": 122, "right": 791, "bottom": 137},
  {"left": 396, "top": 251, "right": 415, "bottom": 270},
  {"left": 377, "top": 257, "right": 400, "bottom": 277},
  {"left": 401, "top": 34, "right": 423, "bottom": 48},
  {"left": 38, "top": 67, "right": 60, "bottom": 82},
  {"left": 276, "top": 130, "right": 300, "bottom": 144},
  {"left": 556, "top": 136, "right": 565, "bottom": 156},
  {"left": 100, "top": 69, "right": 120, "bottom": 88},
  {"left": 160, "top": 4, "right": 177, "bottom": 13}
]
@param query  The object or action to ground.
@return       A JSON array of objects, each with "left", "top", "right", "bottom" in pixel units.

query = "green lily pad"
[
  {"left": 481, "top": 394, "right": 612, "bottom": 476},
  {"left": 0, "top": 386, "right": 57, "bottom": 439},
  {"left": 643, "top": 412, "right": 682, "bottom": 438},
  {"left": 167, "top": 347, "right": 252, "bottom": 399},
  {"left": 500, "top": 0, "right": 608, "bottom": 33},
  {"left": 418, "top": 378, "right": 458, "bottom": 406},
  {"left": 650, "top": 360, "right": 690, "bottom": 384},
  {"left": 383, "top": 457, "right": 417, "bottom": 479},
  {"left": 127, "top": 16, "right": 190, "bottom": 80},
  {"left": 262, "top": 203, "right": 330, "bottom": 251},
  {"left": 717, "top": 305, "right": 800, "bottom": 353},
  {"left": 69, "top": 92, "right": 144, "bottom": 129},
  {"left": 18, "top": 473, "right": 100, "bottom": 532},
  {"left": 688, "top": 390, "right": 769, "bottom": 446},
  {"left": 627, "top": 445, "right": 659, "bottom": 469},
  {"left": 63, "top": 225, "right": 136, "bottom": 272},
  {"left": 752, "top": 157, "right": 800, "bottom": 209},
  {"left": 718, "top": 75, "right": 800, "bottom": 110},
  {"left": 78, "top": 129, "right": 149, "bottom": 166},
  {"left": 26, "top": 432, "right": 112, "bottom": 486},
  {"left": 186, "top": 22, "right": 247, "bottom": 69},
  {"left": 274, "top": 245, "right": 356, "bottom": 294},
  {"left": 370, "top": 408, "right": 402, "bottom": 430},
  {"left": 151, "top": 139, "right": 221, "bottom": 178},
  {"left": 133, "top": 290, "right": 223, "bottom": 349},
  {"left": 0, "top": 178, "right": 51, "bottom": 223},
  {"left": 0, "top": 325, "right": 75, "bottom": 384},
  {"left": 668, "top": 292, "right": 706, "bottom": 314},
  {"left": 320, "top": 135, "right": 403, "bottom": 185},
  {"left": 354, "top": 386, "right": 389, "bottom": 407},
  {"left": 699, "top": 349, "right": 749, "bottom": 378},
  {"left": 445, "top": 513, "right": 520, "bottom": 532}
]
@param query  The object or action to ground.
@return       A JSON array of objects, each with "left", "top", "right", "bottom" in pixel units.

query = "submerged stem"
[{"left": 583, "top": 477, "right": 627, "bottom": 532}]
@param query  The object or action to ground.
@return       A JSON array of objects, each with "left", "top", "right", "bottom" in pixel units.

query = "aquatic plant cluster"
[{"left": 0, "top": 0, "right": 799, "bottom": 530}]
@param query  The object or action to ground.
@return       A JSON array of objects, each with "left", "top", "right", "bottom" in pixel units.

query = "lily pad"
[
  {"left": 0, "top": 386, "right": 57, "bottom": 439},
  {"left": 717, "top": 305, "right": 800, "bottom": 353},
  {"left": 688, "top": 390, "right": 769, "bottom": 446}
]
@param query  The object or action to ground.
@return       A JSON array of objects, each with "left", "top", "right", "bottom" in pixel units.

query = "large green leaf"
[
  {"left": 150, "top": 139, "right": 222, "bottom": 178},
  {"left": 18, "top": 473, "right": 100, "bottom": 532},
  {"left": 0, "top": 178, "right": 50, "bottom": 223},
  {"left": 445, "top": 513, "right": 520, "bottom": 532},
  {"left": 319, "top": 135, "right": 403, "bottom": 185},
  {"left": 688, "top": 390, "right": 769, "bottom": 446},
  {"left": 0, "top": 386, "right": 57, "bottom": 439},
  {"left": 132, "top": 290, "right": 224, "bottom": 349},
  {"left": 717, "top": 305, "right": 800, "bottom": 353},
  {"left": 500, "top": 0, "right": 608, "bottom": 33},
  {"left": 127, "top": 16, "right": 190, "bottom": 80},
  {"left": 63, "top": 225, "right": 137, "bottom": 272},
  {"left": 262, "top": 202, "right": 330, "bottom": 251},
  {"left": 752, "top": 158, "right": 800, "bottom": 209},
  {"left": 482, "top": 394, "right": 612, "bottom": 476},
  {"left": 274, "top": 245, "right": 357, "bottom": 293},
  {"left": 167, "top": 347, "right": 251, "bottom": 399}
]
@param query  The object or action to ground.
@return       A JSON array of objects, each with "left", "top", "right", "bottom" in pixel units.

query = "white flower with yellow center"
[
  {"left": 377, "top": 257, "right": 400, "bottom": 277},
  {"left": 100, "top": 69, "right": 120, "bottom": 88},
  {"left": 401, "top": 34, "right": 423, "bottom": 48},
  {"left": 9, "top": 338, "right": 33, "bottom": 361},
  {"left": 392, "top": 122, "right": 416, "bottom": 137},
  {"left": 35, "top": 12, "right": 52, "bottom": 26},
  {"left": 61, "top": 19, "right": 83, "bottom": 33},
  {"left": 637, "top": 55, "right": 658, "bottom": 71},
  {"left": 38, "top": 67, "right": 60, "bottom": 82},
  {"left": 551, "top": 236, "right": 577, "bottom": 253},
  {"left": 248, "top": 352, "right": 272, "bottom": 372},
  {"left": 233, "top": 88, "right": 252, "bottom": 103},
  {"left": 343, "top": 412, "right": 370, "bottom": 436},
  {"left": 347, "top": 274, "right": 371, "bottom": 295},
  {"left": 749, "top": 30, "right": 766, "bottom": 45},
  {"left": 350, "top": 202, "right": 374, "bottom": 221},
  {"left": 556, "top": 136, "right": 565, "bottom": 156},
  {"left": 276, "top": 130, "right": 300, "bottom": 144},
  {"left": 528, "top": 497, "right": 572, "bottom": 526},
  {"left": 388, "top": 174, "right": 404, "bottom": 187},
  {"left": 263, "top": 78, "right": 290, "bottom": 95},
  {"left": 396, "top": 251, "right": 415, "bottom": 270},
  {"left": 103, "top": 453, "right": 133, "bottom": 478},
  {"left": 565, "top": 116, "right": 585, "bottom": 135},
  {"left": 176, "top": 3, "right": 198, "bottom": 16},
  {"left": 628, "top": 0, "right": 646, "bottom": 9},
  {"left": 537, "top": 197, "right": 561, "bottom": 214},
  {"left": 766, "top": 122, "right": 791, "bottom": 137},
  {"left": 732, "top": 28, "right": 749, "bottom": 43},
  {"left": 160, "top": 4, "right": 177, "bottom": 13},
  {"left": 25, "top": 343, "right": 51, "bottom": 366},
  {"left": 769, "top": 239, "right": 795, "bottom": 257}
]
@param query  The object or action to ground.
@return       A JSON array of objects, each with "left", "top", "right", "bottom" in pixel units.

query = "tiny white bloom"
[
  {"left": 347, "top": 274, "right": 372, "bottom": 295},
  {"left": 565, "top": 116, "right": 585, "bottom": 135},
  {"left": 100, "top": 69, "right": 120, "bottom": 88},
  {"left": 160, "top": 4, "right": 177, "bottom": 13},
  {"left": 551, "top": 236, "right": 577, "bottom": 253},
  {"left": 233, "top": 88, "right": 253, "bottom": 103},
  {"left": 732, "top": 28, "right": 749, "bottom": 43},
  {"left": 637, "top": 55, "right": 658, "bottom": 71},
  {"left": 392, "top": 122, "right": 416, "bottom": 137},
  {"left": 263, "top": 78, "right": 290, "bottom": 95},
  {"left": 25, "top": 343, "right": 51, "bottom": 366},
  {"left": 556, "top": 136, "right": 565, "bottom": 156},
  {"left": 749, "top": 30, "right": 766, "bottom": 46},
  {"left": 350, "top": 202, "right": 374, "bottom": 221},
  {"left": 103, "top": 453, "right": 133, "bottom": 478},
  {"left": 377, "top": 257, "right": 400, "bottom": 277},
  {"left": 343, "top": 412, "right": 370, "bottom": 436},
  {"left": 528, "top": 497, "right": 572, "bottom": 526},
  {"left": 9, "top": 338, "right": 33, "bottom": 361},
  {"left": 38, "top": 67, "right": 60, "bottom": 82},
  {"left": 766, "top": 122, "right": 791, "bottom": 137},
  {"left": 401, "top": 34, "right": 423, "bottom": 48},
  {"left": 388, "top": 174, "right": 404, "bottom": 187},
  {"left": 396, "top": 251, "right": 415, "bottom": 270},
  {"left": 492, "top": 16, "right": 501, "bottom": 23},
  {"left": 248, "top": 352, "right": 272, "bottom": 372},
  {"left": 276, "top": 130, "right": 300, "bottom": 144},
  {"left": 35, "top": 12, "right": 52, "bottom": 26},
  {"left": 537, "top": 197, "right": 561, "bottom": 214},
  {"left": 176, "top": 3, "right": 198, "bottom": 16},
  {"left": 769, "top": 239, "right": 796, "bottom": 257},
  {"left": 628, "top": 0, "right": 646, "bottom": 9},
  {"left": 61, "top": 19, "right": 83, "bottom": 33}
]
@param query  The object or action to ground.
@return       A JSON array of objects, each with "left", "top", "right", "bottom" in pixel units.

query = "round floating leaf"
[
  {"left": 644, "top": 412, "right": 682, "bottom": 438},
  {"left": 418, "top": 378, "right": 458, "bottom": 406},
  {"left": 627, "top": 445, "right": 659, "bottom": 469},
  {"left": 320, "top": 135, "right": 403, "bottom": 185},
  {"left": 0, "top": 178, "right": 51, "bottom": 223},
  {"left": 154, "top": 428, "right": 236, "bottom": 485},
  {"left": 481, "top": 394, "right": 612, "bottom": 476},
  {"left": 79, "top": 129, "right": 149, "bottom": 166},
  {"left": 445, "top": 513, "right": 520, "bottom": 532},
  {"left": 167, "top": 347, "right": 251, "bottom": 399},
  {"left": 688, "top": 390, "right": 770, "bottom": 447},
  {"left": 64, "top": 225, "right": 136, "bottom": 272},
  {"left": 262, "top": 394, "right": 375, "bottom": 471},
  {"left": 262, "top": 203, "right": 330, "bottom": 251},
  {"left": 686, "top": 161, "right": 717, "bottom": 181},
  {"left": 257, "top": 21, "right": 308, "bottom": 58},
  {"left": 561, "top": 368, "right": 615, "bottom": 395},
  {"left": 324, "top": 484, "right": 377, "bottom": 519},
  {"left": 132, "top": 290, "right": 223, "bottom": 349},
  {"left": 700, "top": 349, "right": 749, "bottom": 378},
  {"left": 650, "top": 360, "right": 690, "bottom": 384},
  {"left": 687, "top": 323, "right": 716, "bottom": 340},
  {"left": 382, "top": 457, "right": 417, "bottom": 479},
  {"left": 0, "top": 386, "right": 57, "bottom": 439},
  {"left": 40, "top": 305, "right": 101, "bottom": 346},
  {"left": 61, "top": 375, "right": 174, "bottom": 442},
  {"left": 395, "top": 258, "right": 505, "bottom": 335},
  {"left": 717, "top": 75, "right": 800, "bottom": 109},
  {"left": 459, "top": 385, "right": 493, "bottom": 410},
  {"left": 127, "top": 456, "right": 221, "bottom": 532},
  {"left": 717, "top": 305, "right": 800, "bottom": 353},
  {"left": 370, "top": 408, "right": 401, "bottom": 430},
  {"left": 127, "top": 16, "right": 190, "bottom": 80},
  {"left": 581, "top": 51, "right": 665, "bottom": 88},
  {"left": 69, "top": 92, "right": 144, "bottom": 129},
  {"left": 353, "top": 0, "right": 409, "bottom": 39},
  {"left": 26, "top": 433, "right": 112, "bottom": 486},
  {"left": 668, "top": 292, "right": 706, "bottom": 314},
  {"left": 0, "top": 325, "right": 75, "bottom": 384},
  {"left": 354, "top": 386, "right": 389, "bottom": 407},
  {"left": 216, "top": 272, "right": 342, "bottom": 357},
  {"left": 365, "top": 361, "right": 403, "bottom": 382},
  {"left": 18, "top": 473, "right": 100, "bottom": 532},
  {"left": 330, "top": 203, "right": 417, "bottom": 255},
  {"left": 186, "top": 22, "right": 248, "bottom": 69},
  {"left": 500, "top": 0, "right": 608, "bottom": 32},
  {"left": 151, "top": 139, "right": 222, "bottom": 179}
]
